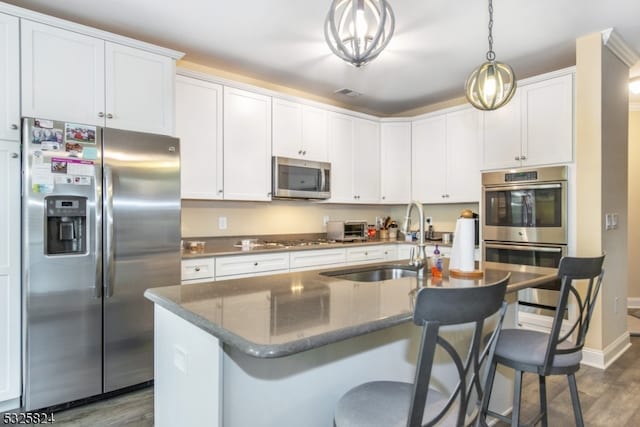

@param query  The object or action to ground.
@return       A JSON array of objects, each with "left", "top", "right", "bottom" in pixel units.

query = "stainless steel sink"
[{"left": 321, "top": 265, "right": 418, "bottom": 282}]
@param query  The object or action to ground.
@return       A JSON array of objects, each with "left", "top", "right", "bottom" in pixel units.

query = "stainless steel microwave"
[{"left": 272, "top": 156, "right": 331, "bottom": 200}]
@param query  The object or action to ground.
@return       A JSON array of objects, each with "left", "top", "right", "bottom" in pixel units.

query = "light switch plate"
[{"left": 218, "top": 216, "right": 227, "bottom": 230}]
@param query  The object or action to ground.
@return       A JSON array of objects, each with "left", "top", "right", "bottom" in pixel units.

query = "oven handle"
[
  {"left": 485, "top": 243, "right": 564, "bottom": 253},
  {"left": 484, "top": 183, "right": 563, "bottom": 192}
]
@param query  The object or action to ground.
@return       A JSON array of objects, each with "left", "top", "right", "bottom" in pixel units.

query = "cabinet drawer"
[
  {"left": 215, "top": 252, "right": 289, "bottom": 278},
  {"left": 181, "top": 258, "right": 215, "bottom": 283},
  {"left": 289, "top": 248, "right": 346, "bottom": 270},
  {"left": 346, "top": 246, "right": 387, "bottom": 264}
]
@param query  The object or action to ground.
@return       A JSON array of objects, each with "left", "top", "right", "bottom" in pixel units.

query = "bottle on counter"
[{"left": 431, "top": 245, "right": 443, "bottom": 277}]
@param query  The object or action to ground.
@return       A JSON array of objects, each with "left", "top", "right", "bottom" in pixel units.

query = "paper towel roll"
[{"left": 449, "top": 218, "right": 475, "bottom": 272}]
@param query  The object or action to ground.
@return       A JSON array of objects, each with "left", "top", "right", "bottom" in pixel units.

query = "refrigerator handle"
[
  {"left": 94, "top": 166, "right": 102, "bottom": 299},
  {"left": 104, "top": 166, "right": 115, "bottom": 298}
]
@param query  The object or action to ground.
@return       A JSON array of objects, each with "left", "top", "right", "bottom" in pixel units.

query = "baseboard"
[
  {"left": 0, "top": 397, "right": 21, "bottom": 412},
  {"left": 581, "top": 331, "right": 631, "bottom": 369},
  {"left": 627, "top": 297, "right": 640, "bottom": 309}
]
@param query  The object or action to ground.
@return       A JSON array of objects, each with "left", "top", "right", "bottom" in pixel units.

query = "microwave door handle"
[
  {"left": 485, "top": 243, "right": 563, "bottom": 253},
  {"left": 320, "top": 168, "right": 327, "bottom": 191}
]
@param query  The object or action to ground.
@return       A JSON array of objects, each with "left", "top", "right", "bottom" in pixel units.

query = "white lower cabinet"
[
  {"left": 346, "top": 246, "right": 387, "bottom": 265},
  {"left": 215, "top": 252, "right": 289, "bottom": 279},
  {"left": 289, "top": 249, "right": 346, "bottom": 271},
  {"left": 0, "top": 140, "right": 20, "bottom": 410},
  {"left": 181, "top": 258, "right": 215, "bottom": 284}
]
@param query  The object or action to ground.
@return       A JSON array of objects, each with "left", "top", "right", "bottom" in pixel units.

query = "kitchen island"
[{"left": 145, "top": 261, "right": 557, "bottom": 427}]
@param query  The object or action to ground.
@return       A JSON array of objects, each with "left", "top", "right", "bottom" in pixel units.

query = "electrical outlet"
[
  {"left": 218, "top": 216, "right": 227, "bottom": 230},
  {"left": 323, "top": 216, "right": 330, "bottom": 226}
]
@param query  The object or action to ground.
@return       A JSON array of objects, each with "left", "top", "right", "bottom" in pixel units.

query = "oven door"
[
  {"left": 483, "top": 182, "right": 567, "bottom": 244},
  {"left": 484, "top": 241, "right": 566, "bottom": 320}
]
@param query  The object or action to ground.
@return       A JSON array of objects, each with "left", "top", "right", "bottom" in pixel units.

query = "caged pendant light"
[
  {"left": 324, "top": 0, "right": 395, "bottom": 67},
  {"left": 465, "top": 0, "right": 516, "bottom": 110}
]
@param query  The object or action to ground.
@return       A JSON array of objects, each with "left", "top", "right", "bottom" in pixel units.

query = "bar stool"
[
  {"left": 334, "top": 274, "right": 510, "bottom": 427},
  {"left": 479, "top": 255, "right": 605, "bottom": 427}
]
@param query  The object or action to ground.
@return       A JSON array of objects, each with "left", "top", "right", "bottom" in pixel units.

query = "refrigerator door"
[
  {"left": 22, "top": 118, "right": 103, "bottom": 410},
  {"left": 102, "top": 128, "right": 180, "bottom": 392}
]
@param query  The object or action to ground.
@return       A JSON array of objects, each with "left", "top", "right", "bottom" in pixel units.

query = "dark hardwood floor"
[{"left": 48, "top": 336, "right": 640, "bottom": 426}]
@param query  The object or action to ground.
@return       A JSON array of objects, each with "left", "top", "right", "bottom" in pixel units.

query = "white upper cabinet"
[
  {"left": 353, "top": 118, "right": 381, "bottom": 203},
  {"left": 21, "top": 20, "right": 105, "bottom": 126},
  {"left": 21, "top": 20, "right": 175, "bottom": 135},
  {"left": 412, "top": 107, "right": 481, "bottom": 204},
  {"left": 0, "top": 140, "right": 21, "bottom": 408},
  {"left": 105, "top": 43, "right": 174, "bottom": 135},
  {"left": 223, "top": 86, "right": 272, "bottom": 201},
  {"left": 176, "top": 75, "right": 223, "bottom": 199},
  {"left": 272, "top": 98, "right": 328, "bottom": 161},
  {"left": 380, "top": 122, "right": 411, "bottom": 204},
  {"left": 0, "top": 13, "right": 19, "bottom": 141},
  {"left": 328, "top": 113, "right": 380, "bottom": 204},
  {"left": 328, "top": 113, "right": 355, "bottom": 203},
  {"left": 482, "top": 72, "right": 574, "bottom": 170}
]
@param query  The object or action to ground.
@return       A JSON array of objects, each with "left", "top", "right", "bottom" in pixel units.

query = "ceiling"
[{"left": 5, "top": 0, "right": 640, "bottom": 115}]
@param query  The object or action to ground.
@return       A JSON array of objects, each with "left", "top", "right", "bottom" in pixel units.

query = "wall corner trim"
[{"left": 601, "top": 28, "right": 640, "bottom": 68}]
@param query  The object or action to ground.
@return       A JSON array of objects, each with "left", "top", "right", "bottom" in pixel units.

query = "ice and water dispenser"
[{"left": 45, "top": 195, "right": 88, "bottom": 255}]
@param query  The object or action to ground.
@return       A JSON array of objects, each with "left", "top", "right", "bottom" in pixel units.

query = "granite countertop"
[
  {"left": 145, "top": 261, "right": 557, "bottom": 359},
  {"left": 181, "top": 234, "right": 456, "bottom": 259}
]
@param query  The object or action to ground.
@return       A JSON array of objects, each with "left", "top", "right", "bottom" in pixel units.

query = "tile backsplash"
[{"left": 182, "top": 199, "right": 478, "bottom": 238}]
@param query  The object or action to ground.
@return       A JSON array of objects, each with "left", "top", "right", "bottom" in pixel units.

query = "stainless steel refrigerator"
[{"left": 21, "top": 117, "right": 181, "bottom": 411}]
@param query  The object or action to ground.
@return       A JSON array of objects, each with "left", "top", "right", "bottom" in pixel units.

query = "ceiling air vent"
[{"left": 334, "top": 88, "right": 363, "bottom": 97}]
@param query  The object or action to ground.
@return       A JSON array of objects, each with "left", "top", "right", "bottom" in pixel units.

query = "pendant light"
[
  {"left": 324, "top": 0, "right": 395, "bottom": 67},
  {"left": 465, "top": 0, "right": 516, "bottom": 110}
]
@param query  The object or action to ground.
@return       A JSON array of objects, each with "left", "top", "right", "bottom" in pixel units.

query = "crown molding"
[{"left": 601, "top": 28, "right": 640, "bottom": 68}]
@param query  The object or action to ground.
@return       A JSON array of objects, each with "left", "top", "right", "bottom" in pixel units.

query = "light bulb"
[
  {"left": 630, "top": 78, "right": 640, "bottom": 95},
  {"left": 483, "top": 74, "right": 497, "bottom": 100}
]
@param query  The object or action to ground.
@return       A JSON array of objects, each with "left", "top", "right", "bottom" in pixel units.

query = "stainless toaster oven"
[{"left": 327, "top": 220, "right": 368, "bottom": 242}]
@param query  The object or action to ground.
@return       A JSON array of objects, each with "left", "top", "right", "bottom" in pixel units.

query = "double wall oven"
[{"left": 482, "top": 166, "right": 568, "bottom": 322}]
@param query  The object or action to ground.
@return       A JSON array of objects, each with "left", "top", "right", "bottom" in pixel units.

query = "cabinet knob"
[
  {"left": 514, "top": 155, "right": 520, "bottom": 161},
  {"left": 298, "top": 150, "right": 302, "bottom": 155},
  {"left": 382, "top": 196, "right": 386, "bottom": 200},
  {"left": 267, "top": 192, "right": 272, "bottom": 197},
  {"left": 364, "top": 252, "right": 368, "bottom": 256},
  {"left": 98, "top": 112, "right": 105, "bottom": 118},
  {"left": 106, "top": 113, "right": 114, "bottom": 119},
  {"left": 10, "top": 124, "right": 18, "bottom": 130},
  {"left": 302, "top": 150, "right": 306, "bottom": 155},
  {"left": 195, "top": 267, "right": 200, "bottom": 272},
  {"left": 520, "top": 155, "right": 527, "bottom": 160},
  {"left": 218, "top": 189, "right": 223, "bottom": 194},
  {"left": 254, "top": 262, "right": 258, "bottom": 266},
  {"left": 11, "top": 152, "right": 19, "bottom": 159}
]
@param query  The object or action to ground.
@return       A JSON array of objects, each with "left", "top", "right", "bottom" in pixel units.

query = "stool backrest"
[
  {"left": 543, "top": 255, "right": 605, "bottom": 374},
  {"left": 408, "top": 274, "right": 509, "bottom": 427}
]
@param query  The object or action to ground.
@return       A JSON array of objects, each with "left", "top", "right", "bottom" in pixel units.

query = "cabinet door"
[
  {"left": 0, "top": 14, "right": 19, "bottom": 141},
  {"left": 105, "top": 43, "right": 175, "bottom": 135},
  {"left": 380, "top": 122, "right": 411, "bottom": 204},
  {"left": 272, "top": 98, "right": 303, "bottom": 159},
  {"left": 176, "top": 76, "right": 223, "bottom": 199},
  {"left": 445, "top": 108, "right": 481, "bottom": 203},
  {"left": 21, "top": 20, "right": 105, "bottom": 126},
  {"left": 328, "top": 113, "right": 354, "bottom": 202},
  {"left": 301, "top": 105, "right": 328, "bottom": 161},
  {"left": 215, "top": 253, "right": 289, "bottom": 279},
  {"left": 0, "top": 140, "right": 20, "bottom": 405},
  {"left": 481, "top": 91, "right": 522, "bottom": 170},
  {"left": 223, "top": 87, "right": 272, "bottom": 201},
  {"left": 521, "top": 73, "right": 573, "bottom": 166},
  {"left": 411, "top": 115, "right": 446, "bottom": 203},
  {"left": 353, "top": 118, "right": 380, "bottom": 203}
]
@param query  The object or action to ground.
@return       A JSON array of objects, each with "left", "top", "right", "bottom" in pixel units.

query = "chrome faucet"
[{"left": 402, "top": 200, "right": 428, "bottom": 272}]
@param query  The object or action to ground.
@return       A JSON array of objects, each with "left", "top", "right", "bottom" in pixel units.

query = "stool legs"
[
  {"left": 511, "top": 370, "right": 523, "bottom": 427},
  {"left": 538, "top": 375, "right": 548, "bottom": 427},
  {"left": 567, "top": 373, "right": 584, "bottom": 427}
]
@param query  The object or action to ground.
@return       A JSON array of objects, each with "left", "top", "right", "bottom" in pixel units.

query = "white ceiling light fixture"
[
  {"left": 630, "top": 77, "right": 640, "bottom": 95},
  {"left": 465, "top": 0, "right": 517, "bottom": 110},
  {"left": 324, "top": 0, "right": 395, "bottom": 68}
]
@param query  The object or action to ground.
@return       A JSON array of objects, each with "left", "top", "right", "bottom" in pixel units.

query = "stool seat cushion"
[
  {"left": 334, "top": 380, "right": 455, "bottom": 427},
  {"left": 495, "top": 329, "right": 582, "bottom": 371}
]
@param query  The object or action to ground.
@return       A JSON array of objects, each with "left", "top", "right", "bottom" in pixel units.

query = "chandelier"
[
  {"left": 465, "top": 0, "right": 516, "bottom": 110},
  {"left": 324, "top": 0, "right": 395, "bottom": 67}
]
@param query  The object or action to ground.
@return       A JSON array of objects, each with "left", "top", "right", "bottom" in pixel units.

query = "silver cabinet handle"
[
  {"left": 104, "top": 166, "right": 115, "bottom": 298},
  {"left": 106, "top": 113, "right": 114, "bottom": 119},
  {"left": 98, "top": 112, "right": 105, "bottom": 118},
  {"left": 10, "top": 152, "right": 18, "bottom": 158},
  {"left": 10, "top": 124, "right": 18, "bottom": 130}
]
